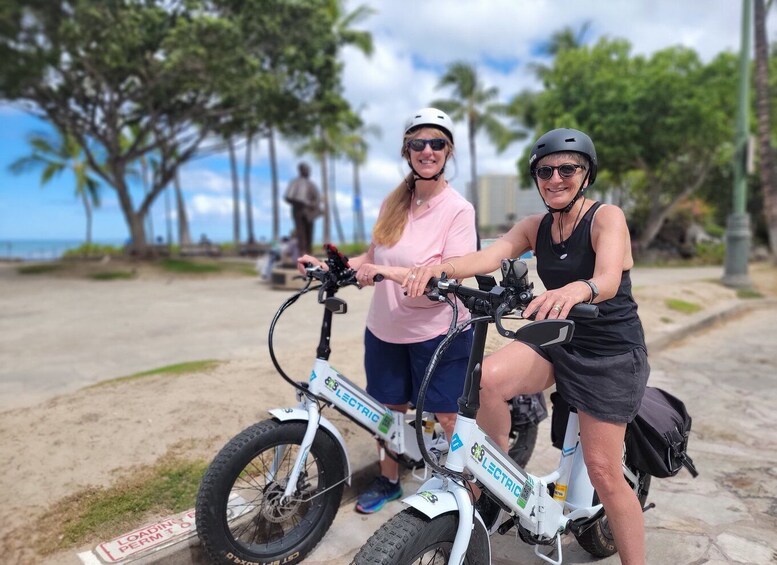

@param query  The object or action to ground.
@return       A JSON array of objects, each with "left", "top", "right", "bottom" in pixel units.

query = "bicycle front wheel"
[
  {"left": 352, "top": 508, "right": 489, "bottom": 564},
  {"left": 195, "top": 419, "right": 346, "bottom": 565}
]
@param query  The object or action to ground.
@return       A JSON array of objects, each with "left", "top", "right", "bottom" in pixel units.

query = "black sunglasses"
[
  {"left": 407, "top": 138, "right": 448, "bottom": 152},
  {"left": 533, "top": 163, "right": 586, "bottom": 180}
]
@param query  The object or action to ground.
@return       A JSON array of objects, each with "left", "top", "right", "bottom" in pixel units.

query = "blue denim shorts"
[{"left": 364, "top": 327, "right": 472, "bottom": 413}]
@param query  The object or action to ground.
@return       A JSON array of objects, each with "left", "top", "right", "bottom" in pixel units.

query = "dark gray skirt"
[{"left": 543, "top": 345, "right": 650, "bottom": 424}]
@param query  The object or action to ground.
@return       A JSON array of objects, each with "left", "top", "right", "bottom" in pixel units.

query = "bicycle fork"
[{"left": 281, "top": 401, "right": 321, "bottom": 501}]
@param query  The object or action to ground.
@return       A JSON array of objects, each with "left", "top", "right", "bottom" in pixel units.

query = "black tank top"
[{"left": 535, "top": 202, "right": 646, "bottom": 355}]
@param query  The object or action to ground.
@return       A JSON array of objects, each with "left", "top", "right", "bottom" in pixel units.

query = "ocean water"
[{"left": 0, "top": 239, "right": 124, "bottom": 261}]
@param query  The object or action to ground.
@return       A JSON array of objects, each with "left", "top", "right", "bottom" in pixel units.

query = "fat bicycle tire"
[
  {"left": 574, "top": 458, "right": 652, "bottom": 558},
  {"left": 195, "top": 419, "right": 346, "bottom": 565},
  {"left": 351, "top": 508, "right": 489, "bottom": 564},
  {"left": 507, "top": 422, "right": 539, "bottom": 468}
]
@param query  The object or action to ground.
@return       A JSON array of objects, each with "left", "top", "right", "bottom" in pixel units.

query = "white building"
[{"left": 475, "top": 174, "right": 546, "bottom": 233}]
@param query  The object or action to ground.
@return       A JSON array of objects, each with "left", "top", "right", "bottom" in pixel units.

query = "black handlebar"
[
  {"left": 425, "top": 263, "right": 598, "bottom": 338},
  {"left": 303, "top": 243, "right": 382, "bottom": 303}
]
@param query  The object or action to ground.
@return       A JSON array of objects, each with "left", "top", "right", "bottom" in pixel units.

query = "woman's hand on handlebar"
[
  {"left": 523, "top": 283, "right": 587, "bottom": 320},
  {"left": 402, "top": 264, "right": 445, "bottom": 297},
  {"left": 296, "top": 254, "right": 326, "bottom": 275},
  {"left": 354, "top": 263, "right": 390, "bottom": 286}
]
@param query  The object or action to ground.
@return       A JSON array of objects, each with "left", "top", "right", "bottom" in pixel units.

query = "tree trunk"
[
  {"left": 244, "top": 133, "right": 256, "bottom": 244},
  {"left": 754, "top": 0, "right": 777, "bottom": 262},
  {"left": 468, "top": 119, "right": 482, "bottom": 249},
  {"left": 164, "top": 183, "right": 173, "bottom": 248},
  {"left": 352, "top": 160, "right": 366, "bottom": 243},
  {"left": 320, "top": 151, "right": 331, "bottom": 245},
  {"left": 174, "top": 170, "right": 191, "bottom": 246},
  {"left": 329, "top": 154, "right": 346, "bottom": 245},
  {"left": 269, "top": 128, "right": 280, "bottom": 242},
  {"left": 80, "top": 188, "right": 93, "bottom": 247},
  {"left": 141, "top": 157, "right": 154, "bottom": 243},
  {"left": 228, "top": 137, "right": 241, "bottom": 248},
  {"left": 636, "top": 170, "right": 708, "bottom": 253}
]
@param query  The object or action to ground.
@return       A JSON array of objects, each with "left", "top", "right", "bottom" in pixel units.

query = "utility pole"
[{"left": 723, "top": 0, "right": 754, "bottom": 288}]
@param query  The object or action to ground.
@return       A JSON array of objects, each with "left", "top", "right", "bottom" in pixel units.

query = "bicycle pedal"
[{"left": 496, "top": 516, "right": 515, "bottom": 535}]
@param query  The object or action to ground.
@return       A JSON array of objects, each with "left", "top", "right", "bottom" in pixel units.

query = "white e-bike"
[
  {"left": 195, "top": 245, "right": 544, "bottom": 565},
  {"left": 353, "top": 259, "right": 653, "bottom": 565}
]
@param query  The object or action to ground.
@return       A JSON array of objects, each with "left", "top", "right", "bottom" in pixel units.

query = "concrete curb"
[{"left": 76, "top": 297, "right": 775, "bottom": 565}]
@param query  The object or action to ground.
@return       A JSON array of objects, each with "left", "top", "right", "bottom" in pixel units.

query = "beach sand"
[{"left": 0, "top": 258, "right": 773, "bottom": 563}]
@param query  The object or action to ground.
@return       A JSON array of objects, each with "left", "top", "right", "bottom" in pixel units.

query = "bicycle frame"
[
  {"left": 401, "top": 264, "right": 608, "bottom": 565},
  {"left": 275, "top": 355, "right": 442, "bottom": 500},
  {"left": 269, "top": 246, "right": 443, "bottom": 501}
]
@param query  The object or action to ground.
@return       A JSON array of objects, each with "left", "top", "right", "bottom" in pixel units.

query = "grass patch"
[
  {"left": 34, "top": 453, "right": 207, "bottom": 554},
  {"left": 161, "top": 258, "right": 221, "bottom": 274},
  {"left": 89, "top": 270, "right": 136, "bottom": 281},
  {"left": 17, "top": 263, "right": 63, "bottom": 275},
  {"left": 665, "top": 298, "right": 702, "bottom": 314},
  {"left": 88, "top": 360, "right": 222, "bottom": 388},
  {"left": 737, "top": 288, "right": 763, "bottom": 299},
  {"left": 660, "top": 316, "right": 674, "bottom": 324}
]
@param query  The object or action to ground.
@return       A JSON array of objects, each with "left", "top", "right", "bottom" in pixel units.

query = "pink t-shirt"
[{"left": 366, "top": 184, "right": 476, "bottom": 343}]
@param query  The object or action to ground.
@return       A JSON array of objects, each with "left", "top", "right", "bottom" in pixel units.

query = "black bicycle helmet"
[
  {"left": 529, "top": 128, "right": 597, "bottom": 184},
  {"left": 528, "top": 128, "right": 597, "bottom": 213}
]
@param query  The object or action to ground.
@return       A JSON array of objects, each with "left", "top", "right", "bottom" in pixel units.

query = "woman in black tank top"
[{"left": 403, "top": 128, "right": 650, "bottom": 565}]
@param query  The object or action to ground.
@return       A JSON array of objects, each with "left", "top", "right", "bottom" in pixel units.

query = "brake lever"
[{"left": 494, "top": 302, "right": 517, "bottom": 339}]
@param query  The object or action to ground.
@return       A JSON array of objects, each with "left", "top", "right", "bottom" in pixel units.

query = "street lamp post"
[{"left": 723, "top": 0, "right": 754, "bottom": 288}]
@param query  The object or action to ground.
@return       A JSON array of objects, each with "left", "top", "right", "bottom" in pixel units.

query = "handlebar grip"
[{"left": 569, "top": 303, "right": 599, "bottom": 318}]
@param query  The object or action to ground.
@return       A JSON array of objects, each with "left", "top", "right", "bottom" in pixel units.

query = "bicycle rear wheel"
[{"left": 574, "top": 459, "right": 652, "bottom": 557}]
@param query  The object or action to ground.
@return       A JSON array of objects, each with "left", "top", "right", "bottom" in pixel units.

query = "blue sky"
[{"left": 0, "top": 1, "right": 769, "bottom": 245}]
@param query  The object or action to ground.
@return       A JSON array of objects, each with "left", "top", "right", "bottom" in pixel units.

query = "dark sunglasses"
[
  {"left": 533, "top": 163, "right": 586, "bottom": 180},
  {"left": 407, "top": 138, "right": 448, "bottom": 152}
]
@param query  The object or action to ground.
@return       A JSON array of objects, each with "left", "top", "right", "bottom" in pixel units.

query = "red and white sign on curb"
[
  {"left": 79, "top": 509, "right": 197, "bottom": 563},
  {"left": 78, "top": 495, "right": 252, "bottom": 564}
]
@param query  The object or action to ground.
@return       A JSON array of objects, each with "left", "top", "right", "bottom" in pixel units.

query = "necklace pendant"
[
  {"left": 416, "top": 199, "right": 423, "bottom": 206},
  {"left": 559, "top": 253, "right": 568, "bottom": 260}
]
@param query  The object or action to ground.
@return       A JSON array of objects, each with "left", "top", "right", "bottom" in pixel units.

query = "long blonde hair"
[{"left": 372, "top": 127, "right": 454, "bottom": 247}]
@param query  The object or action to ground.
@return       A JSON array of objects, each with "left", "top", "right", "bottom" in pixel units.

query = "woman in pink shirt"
[{"left": 297, "top": 108, "right": 476, "bottom": 513}]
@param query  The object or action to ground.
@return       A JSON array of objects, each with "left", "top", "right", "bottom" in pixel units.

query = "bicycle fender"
[
  {"left": 403, "top": 482, "right": 491, "bottom": 564},
  {"left": 268, "top": 407, "right": 351, "bottom": 484},
  {"left": 402, "top": 477, "right": 460, "bottom": 519}
]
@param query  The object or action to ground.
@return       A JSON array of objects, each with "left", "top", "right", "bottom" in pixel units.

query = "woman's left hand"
[{"left": 355, "top": 263, "right": 387, "bottom": 286}]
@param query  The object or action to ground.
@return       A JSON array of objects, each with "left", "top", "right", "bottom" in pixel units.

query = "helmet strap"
[{"left": 407, "top": 157, "right": 447, "bottom": 184}]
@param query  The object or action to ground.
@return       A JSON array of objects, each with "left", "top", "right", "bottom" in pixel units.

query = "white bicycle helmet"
[{"left": 404, "top": 107, "right": 455, "bottom": 144}]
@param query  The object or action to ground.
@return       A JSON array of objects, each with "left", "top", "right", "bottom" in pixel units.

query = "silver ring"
[
  {"left": 409, "top": 274, "right": 416, "bottom": 280},
  {"left": 552, "top": 304, "right": 562, "bottom": 312}
]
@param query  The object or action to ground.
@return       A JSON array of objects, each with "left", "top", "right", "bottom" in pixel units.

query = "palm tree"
[
  {"left": 227, "top": 137, "right": 241, "bottom": 248},
  {"left": 243, "top": 132, "right": 257, "bottom": 244},
  {"left": 432, "top": 61, "right": 511, "bottom": 237},
  {"left": 754, "top": 0, "right": 777, "bottom": 262},
  {"left": 342, "top": 117, "right": 381, "bottom": 244},
  {"left": 10, "top": 130, "right": 100, "bottom": 245}
]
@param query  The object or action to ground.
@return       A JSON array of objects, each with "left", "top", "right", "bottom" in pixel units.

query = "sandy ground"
[{"left": 0, "top": 259, "right": 774, "bottom": 563}]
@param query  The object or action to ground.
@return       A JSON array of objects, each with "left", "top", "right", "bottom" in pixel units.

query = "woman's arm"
[{"left": 403, "top": 218, "right": 534, "bottom": 297}]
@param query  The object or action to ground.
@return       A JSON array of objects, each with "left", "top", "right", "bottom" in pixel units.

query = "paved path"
[{"left": 0, "top": 262, "right": 724, "bottom": 413}]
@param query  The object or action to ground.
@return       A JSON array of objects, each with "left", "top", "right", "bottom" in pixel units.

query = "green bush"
[
  {"left": 18, "top": 263, "right": 62, "bottom": 275},
  {"left": 63, "top": 243, "right": 123, "bottom": 258},
  {"left": 161, "top": 259, "right": 221, "bottom": 273},
  {"left": 694, "top": 241, "right": 725, "bottom": 265}
]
